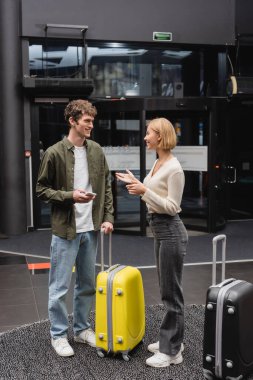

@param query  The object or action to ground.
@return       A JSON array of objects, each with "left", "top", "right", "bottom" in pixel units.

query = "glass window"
[
  {"left": 88, "top": 47, "right": 198, "bottom": 97},
  {"left": 28, "top": 41, "right": 203, "bottom": 97},
  {"left": 29, "top": 42, "right": 84, "bottom": 78}
]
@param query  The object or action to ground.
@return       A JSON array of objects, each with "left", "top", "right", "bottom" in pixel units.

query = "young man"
[{"left": 36, "top": 99, "right": 114, "bottom": 357}]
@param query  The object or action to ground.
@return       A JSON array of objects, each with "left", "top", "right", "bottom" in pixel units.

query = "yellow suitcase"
[{"left": 95, "top": 231, "right": 145, "bottom": 361}]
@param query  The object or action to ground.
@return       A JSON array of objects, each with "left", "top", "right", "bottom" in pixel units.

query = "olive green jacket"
[{"left": 36, "top": 137, "right": 114, "bottom": 240}]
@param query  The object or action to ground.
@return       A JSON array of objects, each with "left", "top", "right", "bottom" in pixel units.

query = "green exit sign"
[{"left": 153, "top": 31, "right": 172, "bottom": 42}]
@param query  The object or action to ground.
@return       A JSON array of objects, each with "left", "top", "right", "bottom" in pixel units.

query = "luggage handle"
[
  {"left": 212, "top": 234, "right": 226, "bottom": 285},
  {"left": 100, "top": 228, "right": 112, "bottom": 271}
]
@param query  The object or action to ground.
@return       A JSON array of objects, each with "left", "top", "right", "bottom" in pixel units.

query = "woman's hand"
[
  {"left": 115, "top": 169, "right": 136, "bottom": 184},
  {"left": 126, "top": 181, "right": 146, "bottom": 196},
  {"left": 116, "top": 170, "right": 146, "bottom": 196}
]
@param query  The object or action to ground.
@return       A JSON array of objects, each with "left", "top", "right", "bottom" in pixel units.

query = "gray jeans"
[{"left": 147, "top": 213, "right": 188, "bottom": 356}]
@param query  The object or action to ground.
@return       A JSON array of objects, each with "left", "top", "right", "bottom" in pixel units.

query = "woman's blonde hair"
[{"left": 148, "top": 118, "right": 177, "bottom": 150}]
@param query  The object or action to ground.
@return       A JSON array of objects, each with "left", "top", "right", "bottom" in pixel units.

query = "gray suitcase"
[{"left": 203, "top": 234, "right": 253, "bottom": 380}]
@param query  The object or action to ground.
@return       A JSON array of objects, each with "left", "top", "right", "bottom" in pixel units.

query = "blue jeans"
[
  {"left": 48, "top": 231, "right": 98, "bottom": 338},
  {"left": 147, "top": 213, "right": 188, "bottom": 356}
]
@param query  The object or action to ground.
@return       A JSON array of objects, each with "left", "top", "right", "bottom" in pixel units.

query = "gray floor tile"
[
  {"left": 0, "top": 265, "right": 32, "bottom": 289},
  {"left": 36, "top": 302, "right": 49, "bottom": 321},
  {"left": 0, "top": 325, "right": 21, "bottom": 333},
  {"left": 0, "top": 304, "right": 39, "bottom": 325},
  {"left": 0, "top": 288, "right": 35, "bottom": 306},
  {"left": 30, "top": 272, "right": 49, "bottom": 287},
  {"left": 144, "top": 293, "right": 161, "bottom": 306},
  {"left": 26, "top": 256, "right": 50, "bottom": 263},
  {"left": 0, "top": 254, "right": 26, "bottom": 265},
  {"left": 33, "top": 286, "right": 48, "bottom": 305}
]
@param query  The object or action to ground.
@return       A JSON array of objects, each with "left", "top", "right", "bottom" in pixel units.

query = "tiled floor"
[{"left": 1, "top": 247, "right": 253, "bottom": 334}]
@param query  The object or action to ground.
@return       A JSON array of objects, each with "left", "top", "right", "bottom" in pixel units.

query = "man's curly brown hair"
[{"left": 64, "top": 99, "right": 97, "bottom": 127}]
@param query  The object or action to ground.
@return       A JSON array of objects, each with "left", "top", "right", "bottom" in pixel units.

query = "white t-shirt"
[
  {"left": 142, "top": 156, "right": 184, "bottom": 215},
  {"left": 74, "top": 146, "right": 94, "bottom": 232}
]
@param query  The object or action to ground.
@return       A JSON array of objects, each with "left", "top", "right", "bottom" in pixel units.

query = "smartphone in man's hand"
[{"left": 86, "top": 192, "right": 97, "bottom": 197}]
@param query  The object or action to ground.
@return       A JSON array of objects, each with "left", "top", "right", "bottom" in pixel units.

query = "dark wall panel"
[
  {"left": 235, "top": 0, "right": 253, "bottom": 35},
  {"left": 21, "top": 0, "right": 235, "bottom": 45}
]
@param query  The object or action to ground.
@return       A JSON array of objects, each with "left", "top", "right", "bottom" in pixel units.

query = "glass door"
[
  {"left": 31, "top": 100, "right": 69, "bottom": 228},
  {"left": 145, "top": 105, "right": 209, "bottom": 231},
  {"left": 93, "top": 105, "right": 150, "bottom": 234},
  {"left": 94, "top": 97, "right": 227, "bottom": 233},
  {"left": 223, "top": 98, "right": 253, "bottom": 220},
  {"left": 143, "top": 97, "right": 228, "bottom": 232}
]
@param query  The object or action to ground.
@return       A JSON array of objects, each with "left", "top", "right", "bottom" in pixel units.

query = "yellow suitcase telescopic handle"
[{"left": 100, "top": 228, "right": 112, "bottom": 271}]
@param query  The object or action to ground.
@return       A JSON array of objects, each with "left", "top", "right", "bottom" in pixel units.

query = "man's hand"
[
  {"left": 73, "top": 189, "right": 96, "bottom": 203},
  {"left": 101, "top": 222, "right": 113, "bottom": 234}
]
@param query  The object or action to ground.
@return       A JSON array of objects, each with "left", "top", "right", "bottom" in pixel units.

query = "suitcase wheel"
[
  {"left": 97, "top": 349, "right": 106, "bottom": 358},
  {"left": 122, "top": 353, "right": 130, "bottom": 362}
]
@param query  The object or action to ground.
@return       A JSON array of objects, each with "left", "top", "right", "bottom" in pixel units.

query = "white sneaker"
[
  {"left": 146, "top": 350, "right": 183, "bottom": 368},
  {"left": 51, "top": 337, "right": 74, "bottom": 357},
  {"left": 148, "top": 341, "right": 184, "bottom": 354},
  {"left": 74, "top": 327, "right": 96, "bottom": 347}
]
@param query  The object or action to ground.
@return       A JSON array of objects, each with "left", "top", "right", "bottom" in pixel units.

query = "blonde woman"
[{"left": 116, "top": 118, "right": 188, "bottom": 368}]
